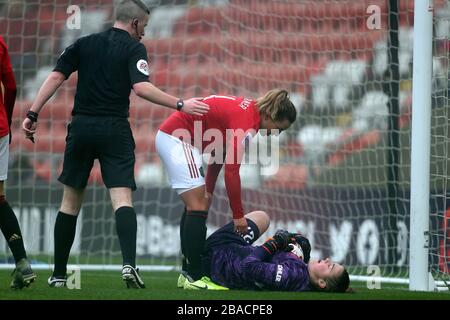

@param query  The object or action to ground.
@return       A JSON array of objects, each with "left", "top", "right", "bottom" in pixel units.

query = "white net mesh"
[
  {"left": 0, "top": 0, "right": 449, "bottom": 282},
  {"left": 431, "top": 2, "right": 450, "bottom": 283}
]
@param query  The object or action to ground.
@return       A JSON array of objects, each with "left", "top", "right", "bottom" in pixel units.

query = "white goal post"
[{"left": 409, "top": 0, "right": 433, "bottom": 291}]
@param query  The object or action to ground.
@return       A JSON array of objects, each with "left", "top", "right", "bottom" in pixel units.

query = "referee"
[{"left": 22, "top": 0, "right": 209, "bottom": 289}]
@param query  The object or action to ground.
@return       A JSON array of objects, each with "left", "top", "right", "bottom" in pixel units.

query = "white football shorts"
[
  {"left": 0, "top": 135, "right": 9, "bottom": 181},
  {"left": 155, "top": 130, "right": 205, "bottom": 194}
]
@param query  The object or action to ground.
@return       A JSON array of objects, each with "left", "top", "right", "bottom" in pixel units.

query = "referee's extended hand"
[
  {"left": 181, "top": 97, "right": 210, "bottom": 116},
  {"left": 22, "top": 118, "right": 37, "bottom": 143}
]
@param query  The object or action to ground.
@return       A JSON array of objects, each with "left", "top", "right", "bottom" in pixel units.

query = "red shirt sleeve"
[
  {"left": 224, "top": 134, "right": 245, "bottom": 219},
  {"left": 0, "top": 39, "right": 16, "bottom": 127},
  {"left": 223, "top": 108, "right": 255, "bottom": 220},
  {"left": 203, "top": 95, "right": 259, "bottom": 220}
]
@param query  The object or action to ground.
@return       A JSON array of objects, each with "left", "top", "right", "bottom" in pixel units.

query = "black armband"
[{"left": 26, "top": 110, "right": 39, "bottom": 123}]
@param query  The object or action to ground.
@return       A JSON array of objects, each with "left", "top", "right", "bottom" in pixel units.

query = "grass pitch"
[{"left": 0, "top": 270, "right": 449, "bottom": 300}]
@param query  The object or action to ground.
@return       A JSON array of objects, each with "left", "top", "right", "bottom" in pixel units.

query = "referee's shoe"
[
  {"left": 122, "top": 265, "right": 145, "bottom": 289},
  {"left": 48, "top": 275, "right": 67, "bottom": 288}
]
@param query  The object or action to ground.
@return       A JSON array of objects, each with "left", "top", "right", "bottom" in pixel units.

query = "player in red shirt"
[
  {"left": 0, "top": 36, "right": 36, "bottom": 288},
  {"left": 156, "top": 89, "right": 297, "bottom": 287}
]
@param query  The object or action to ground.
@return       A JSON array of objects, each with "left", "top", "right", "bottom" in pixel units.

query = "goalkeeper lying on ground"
[{"left": 181, "top": 210, "right": 349, "bottom": 292}]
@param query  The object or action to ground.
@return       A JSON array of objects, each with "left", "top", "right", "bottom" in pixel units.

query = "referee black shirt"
[{"left": 54, "top": 27, "right": 150, "bottom": 118}]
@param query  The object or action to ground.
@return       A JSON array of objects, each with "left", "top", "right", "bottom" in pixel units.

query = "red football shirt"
[
  {"left": 0, "top": 36, "right": 16, "bottom": 138},
  {"left": 159, "top": 95, "right": 261, "bottom": 219}
]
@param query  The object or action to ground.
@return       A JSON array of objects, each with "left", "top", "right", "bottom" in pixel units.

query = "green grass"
[
  {"left": 0, "top": 270, "right": 450, "bottom": 300},
  {"left": 0, "top": 254, "right": 178, "bottom": 267}
]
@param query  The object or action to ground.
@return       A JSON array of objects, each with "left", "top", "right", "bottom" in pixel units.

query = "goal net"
[{"left": 0, "top": 0, "right": 449, "bottom": 285}]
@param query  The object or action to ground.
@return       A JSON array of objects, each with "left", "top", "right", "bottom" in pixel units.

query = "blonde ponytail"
[{"left": 256, "top": 89, "right": 296, "bottom": 123}]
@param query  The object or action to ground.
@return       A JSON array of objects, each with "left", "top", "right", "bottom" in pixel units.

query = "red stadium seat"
[
  {"left": 134, "top": 129, "right": 157, "bottom": 156},
  {"left": 39, "top": 102, "right": 72, "bottom": 121},
  {"left": 10, "top": 128, "right": 35, "bottom": 153},
  {"left": 32, "top": 159, "right": 53, "bottom": 183},
  {"left": 173, "top": 7, "right": 223, "bottom": 36},
  {"left": 263, "top": 164, "right": 308, "bottom": 190},
  {"left": 131, "top": 105, "right": 172, "bottom": 129},
  {"left": 30, "top": 123, "right": 66, "bottom": 154},
  {"left": 88, "top": 162, "right": 103, "bottom": 185}
]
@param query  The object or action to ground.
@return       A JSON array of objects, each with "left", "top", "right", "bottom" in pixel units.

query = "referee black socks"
[
  {"left": 53, "top": 211, "right": 78, "bottom": 277},
  {"left": 115, "top": 206, "right": 137, "bottom": 268},
  {"left": 183, "top": 210, "right": 208, "bottom": 281},
  {"left": 0, "top": 197, "right": 27, "bottom": 264}
]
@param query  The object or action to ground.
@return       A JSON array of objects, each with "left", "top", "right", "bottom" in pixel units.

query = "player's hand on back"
[
  {"left": 233, "top": 217, "right": 248, "bottom": 235},
  {"left": 181, "top": 97, "right": 209, "bottom": 116}
]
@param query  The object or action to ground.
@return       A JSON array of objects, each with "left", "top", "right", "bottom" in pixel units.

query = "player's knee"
[
  {"left": 259, "top": 211, "right": 271, "bottom": 231},
  {"left": 61, "top": 185, "right": 84, "bottom": 214},
  {"left": 113, "top": 203, "right": 134, "bottom": 213},
  {"left": 186, "top": 202, "right": 209, "bottom": 212},
  {"left": 109, "top": 188, "right": 133, "bottom": 211},
  {"left": 245, "top": 210, "right": 270, "bottom": 233},
  {"left": 111, "top": 200, "right": 133, "bottom": 212},
  {"left": 60, "top": 202, "right": 81, "bottom": 215},
  {"left": 185, "top": 196, "right": 209, "bottom": 212}
]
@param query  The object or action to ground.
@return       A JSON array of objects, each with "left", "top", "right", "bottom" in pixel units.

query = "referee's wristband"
[{"left": 26, "top": 110, "right": 39, "bottom": 123}]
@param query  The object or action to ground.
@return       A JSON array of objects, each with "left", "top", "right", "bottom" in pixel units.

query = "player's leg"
[
  {"left": 177, "top": 206, "right": 188, "bottom": 287},
  {"left": 100, "top": 118, "right": 143, "bottom": 288},
  {"left": 184, "top": 211, "right": 269, "bottom": 291},
  {"left": 155, "top": 130, "right": 208, "bottom": 284},
  {"left": 52, "top": 118, "right": 94, "bottom": 287},
  {"left": 48, "top": 184, "right": 85, "bottom": 287},
  {"left": 204, "top": 210, "right": 270, "bottom": 251},
  {"left": 109, "top": 187, "right": 135, "bottom": 267},
  {"left": 0, "top": 181, "right": 26, "bottom": 262},
  {"left": 243, "top": 210, "right": 270, "bottom": 242},
  {"left": 108, "top": 187, "right": 144, "bottom": 289},
  {"left": 179, "top": 185, "right": 209, "bottom": 282},
  {"left": 0, "top": 135, "right": 35, "bottom": 289},
  {"left": 0, "top": 181, "right": 36, "bottom": 289}
]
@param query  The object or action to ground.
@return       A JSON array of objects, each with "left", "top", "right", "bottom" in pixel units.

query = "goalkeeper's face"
[{"left": 308, "top": 258, "right": 345, "bottom": 288}]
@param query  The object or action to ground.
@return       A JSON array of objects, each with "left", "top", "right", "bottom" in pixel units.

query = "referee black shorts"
[{"left": 58, "top": 115, "right": 136, "bottom": 191}]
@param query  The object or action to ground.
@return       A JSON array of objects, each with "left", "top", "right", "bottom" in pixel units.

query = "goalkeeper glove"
[
  {"left": 289, "top": 233, "right": 311, "bottom": 263},
  {"left": 288, "top": 243, "right": 305, "bottom": 260},
  {"left": 262, "top": 229, "right": 291, "bottom": 255}
]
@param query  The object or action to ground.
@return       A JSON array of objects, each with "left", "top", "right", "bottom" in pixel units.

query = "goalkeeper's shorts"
[{"left": 155, "top": 130, "right": 205, "bottom": 194}]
